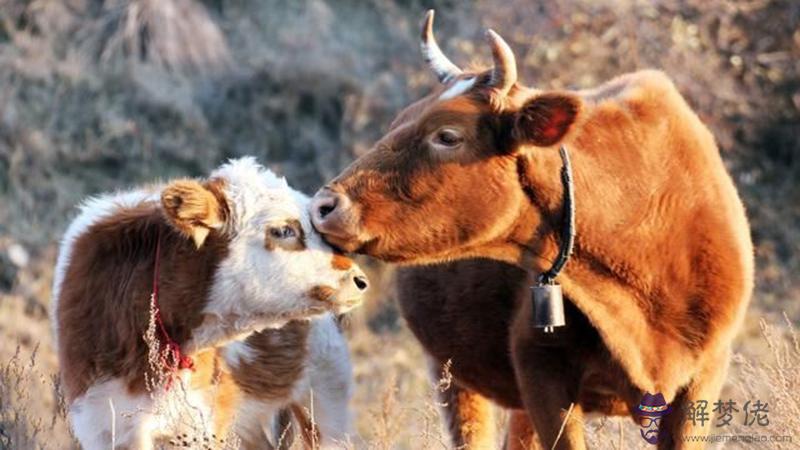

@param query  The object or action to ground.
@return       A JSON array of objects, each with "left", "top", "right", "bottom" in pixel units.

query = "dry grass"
[
  {"left": 73, "top": 0, "right": 232, "bottom": 73},
  {"left": 0, "top": 344, "right": 71, "bottom": 450},
  {"left": 730, "top": 316, "right": 800, "bottom": 448},
  {"left": 0, "top": 0, "right": 798, "bottom": 448},
  {"left": 2, "top": 291, "right": 799, "bottom": 449}
]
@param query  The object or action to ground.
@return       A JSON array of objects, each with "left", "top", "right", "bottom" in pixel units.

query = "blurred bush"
[{"left": 0, "top": 0, "right": 797, "bottom": 318}]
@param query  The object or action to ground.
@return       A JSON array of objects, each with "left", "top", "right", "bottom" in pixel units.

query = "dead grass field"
[{"left": 1, "top": 0, "right": 799, "bottom": 448}]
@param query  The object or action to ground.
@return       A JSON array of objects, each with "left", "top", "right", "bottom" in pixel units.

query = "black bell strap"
[{"left": 531, "top": 145, "right": 575, "bottom": 332}]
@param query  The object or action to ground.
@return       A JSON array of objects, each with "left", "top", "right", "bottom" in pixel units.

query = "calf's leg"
[
  {"left": 69, "top": 379, "right": 155, "bottom": 450},
  {"left": 302, "top": 316, "right": 355, "bottom": 448},
  {"left": 233, "top": 398, "right": 277, "bottom": 450}
]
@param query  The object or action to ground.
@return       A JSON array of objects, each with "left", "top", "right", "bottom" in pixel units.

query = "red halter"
[{"left": 150, "top": 228, "right": 194, "bottom": 388}]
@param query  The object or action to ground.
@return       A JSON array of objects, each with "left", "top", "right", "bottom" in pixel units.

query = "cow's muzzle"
[
  {"left": 308, "top": 266, "right": 369, "bottom": 315},
  {"left": 310, "top": 187, "right": 363, "bottom": 252}
]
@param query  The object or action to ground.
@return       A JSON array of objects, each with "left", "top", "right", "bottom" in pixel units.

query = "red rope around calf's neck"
[{"left": 151, "top": 228, "right": 194, "bottom": 388}]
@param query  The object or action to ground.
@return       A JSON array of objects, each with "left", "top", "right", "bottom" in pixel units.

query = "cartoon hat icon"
[{"left": 637, "top": 392, "right": 672, "bottom": 417}]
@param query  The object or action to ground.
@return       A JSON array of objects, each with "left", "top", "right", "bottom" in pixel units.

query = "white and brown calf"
[{"left": 51, "top": 157, "right": 367, "bottom": 449}]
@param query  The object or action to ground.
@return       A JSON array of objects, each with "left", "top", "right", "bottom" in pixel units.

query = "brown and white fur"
[
  {"left": 52, "top": 157, "right": 367, "bottom": 449},
  {"left": 311, "top": 11, "right": 753, "bottom": 450}
]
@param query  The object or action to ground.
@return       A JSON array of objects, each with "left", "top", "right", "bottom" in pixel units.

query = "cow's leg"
[
  {"left": 510, "top": 350, "right": 585, "bottom": 450},
  {"left": 430, "top": 359, "right": 497, "bottom": 449},
  {"left": 505, "top": 410, "right": 543, "bottom": 450},
  {"left": 438, "top": 382, "right": 497, "bottom": 449},
  {"left": 510, "top": 304, "right": 585, "bottom": 450},
  {"left": 657, "top": 347, "right": 730, "bottom": 450},
  {"left": 69, "top": 379, "right": 156, "bottom": 450}
]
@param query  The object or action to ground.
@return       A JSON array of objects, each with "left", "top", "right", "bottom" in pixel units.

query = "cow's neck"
[
  {"left": 152, "top": 228, "right": 225, "bottom": 341},
  {"left": 500, "top": 153, "right": 570, "bottom": 274},
  {"left": 152, "top": 228, "right": 283, "bottom": 366},
  {"left": 490, "top": 151, "right": 636, "bottom": 301}
]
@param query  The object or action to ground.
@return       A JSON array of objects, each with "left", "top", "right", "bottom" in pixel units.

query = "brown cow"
[{"left": 311, "top": 11, "right": 753, "bottom": 449}]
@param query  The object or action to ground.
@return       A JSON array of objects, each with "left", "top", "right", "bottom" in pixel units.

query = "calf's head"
[
  {"left": 163, "top": 157, "right": 368, "bottom": 321},
  {"left": 312, "top": 11, "right": 580, "bottom": 263}
]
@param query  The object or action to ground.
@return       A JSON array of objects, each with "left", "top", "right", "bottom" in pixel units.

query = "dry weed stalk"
[
  {"left": 370, "top": 373, "right": 402, "bottom": 450},
  {"left": 142, "top": 293, "right": 229, "bottom": 448},
  {"left": 413, "top": 360, "right": 453, "bottom": 450}
]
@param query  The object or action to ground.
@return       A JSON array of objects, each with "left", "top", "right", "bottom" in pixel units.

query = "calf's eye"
[{"left": 270, "top": 225, "right": 296, "bottom": 239}]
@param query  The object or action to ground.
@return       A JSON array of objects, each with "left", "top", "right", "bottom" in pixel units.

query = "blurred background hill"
[{"left": 0, "top": 0, "right": 798, "bottom": 448}]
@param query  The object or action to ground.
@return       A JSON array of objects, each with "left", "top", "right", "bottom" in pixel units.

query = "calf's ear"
[
  {"left": 161, "top": 179, "right": 225, "bottom": 248},
  {"left": 512, "top": 93, "right": 581, "bottom": 147}
]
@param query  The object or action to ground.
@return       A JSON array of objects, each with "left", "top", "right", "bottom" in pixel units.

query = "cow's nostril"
[
  {"left": 319, "top": 204, "right": 335, "bottom": 218},
  {"left": 353, "top": 275, "right": 369, "bottom": 291},
  {"left": 318, "top": 197, "right": 338, "bottom": 219}
]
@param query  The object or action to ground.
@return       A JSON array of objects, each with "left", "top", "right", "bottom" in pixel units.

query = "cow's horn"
[
  {"left": 486, "top": 29, "right": 517, "bottom": 95},
  {"left": 421, "top": 10, "right": 462, "bottom": 83}
]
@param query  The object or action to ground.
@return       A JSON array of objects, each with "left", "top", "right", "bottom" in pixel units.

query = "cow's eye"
[
  {"left": 435, "top": 128, "right": 463, "bottom": 147},
  {"left": 269, "top": 225, "right": 296, "bottom": 240}
]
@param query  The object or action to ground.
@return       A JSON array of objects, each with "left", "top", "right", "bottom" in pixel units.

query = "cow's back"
[
  {"left": 52, "top": 190, "right": 161, "bottom": 401},
  {"left": 53, "top": 189, "right": 228, "bottom": 401},
  {"left": 574, "top": 70, "right": 753, "bottom": 347}
]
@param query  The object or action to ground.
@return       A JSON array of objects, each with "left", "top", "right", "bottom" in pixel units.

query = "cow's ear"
[
  {"left": 161, "top": 179, "right": 225, "bottom": 248},
  {"left": 512, "top": 93, "right": 581, "bottom": 147}
]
